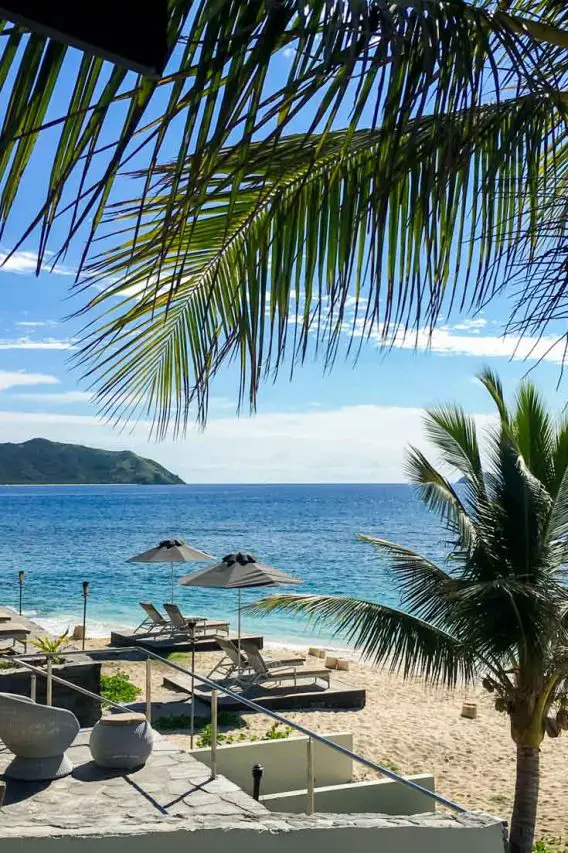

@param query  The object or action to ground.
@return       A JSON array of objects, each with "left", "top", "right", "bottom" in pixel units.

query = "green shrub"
[
  {"left": 33, "top": 630, "right": 69, "bottom": 665},
  {"left": 100, "top": 670, "right": 142, "bottom": 704},
  {"left": 534, "top": 840, "right": 568, "bottom": 853},
  {"left": 263, "top": 723, "right": 292, "bottom": 740}
]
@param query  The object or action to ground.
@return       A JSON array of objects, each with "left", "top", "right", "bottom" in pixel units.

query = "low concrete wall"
[
  {"left": 0, "top": 658, "right": 102, "bottom": 726},
  {"left": 261, "top": 773, "right": 436, "bottom": 815},
  {"left": 192, "top": 733, "right": 353, "bottom": 796},
  {"left": 4, "top": 813, "right": 508, "bottom": 853}
]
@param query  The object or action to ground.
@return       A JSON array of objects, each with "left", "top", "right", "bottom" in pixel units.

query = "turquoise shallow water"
[{"left": 0, "top": 484, "right": 447, "bottom": 646}]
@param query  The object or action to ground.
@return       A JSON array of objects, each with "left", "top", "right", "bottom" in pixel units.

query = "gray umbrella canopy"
[
  {"left": 128, "top": 538, "right": 214, "bottom": 603},
  {"left": 179, "top": 552, "right": 302, "bottom": 589},
  {"left": 179, "top": 553, "right": 302, "bottom": 668}
]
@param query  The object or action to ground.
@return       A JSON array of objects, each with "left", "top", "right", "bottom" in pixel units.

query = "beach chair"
[
  {"left": 239, "top": 640, "right": 331, "bottom": 690},
  {"left": 134, "top": 602, "right": 172, "bottom": 635},
  {"left": 0, "top": 623, "right": 30, "bottom": 652},
  {"left": 209, "top": 637, "right": 306, "bottom": 680},
  {"left": 163, "top": 603, "right": 230, "bottom": 637}
]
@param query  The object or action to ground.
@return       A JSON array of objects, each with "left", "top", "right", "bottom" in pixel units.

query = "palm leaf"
[
  {"left": 75, "top": 92, "right": 567, "bottom": 428},
  {"left": 512, "top": 380, "right": 556, "bottom": 492},
  {"left": 404, "top": 447, "right": 477, "bottom": 550},
  {"left": 249, "top": 593, "right": 473, "bottom": 685},
  {"left": 0, "top": 2, "right": 564, "bottom": 284},
  {"left": 478, "top": 367, "right": 510, "bottom": 426},
  {"left": 422, "top": 405, "right": 486, "bottom": 505},
  {"left": 358, "top": 533, "right": 461, "bottom": 626}
]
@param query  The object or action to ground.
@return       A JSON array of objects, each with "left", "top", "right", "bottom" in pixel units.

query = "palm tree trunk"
[{"left": 508, "top": 744, "right": 540, "bottom": 853}]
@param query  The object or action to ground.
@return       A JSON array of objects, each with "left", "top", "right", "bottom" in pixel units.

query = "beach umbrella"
[
  {"left": 179, "top": 552, "right": 302, "bottom": 670},
  {"left": 128, "top": 538, "right": 214, "bottom": 604}
]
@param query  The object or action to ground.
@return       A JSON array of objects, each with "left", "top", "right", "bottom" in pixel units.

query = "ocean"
[{"left": 0, "top": 484, "right": 447, "bottom": 647}]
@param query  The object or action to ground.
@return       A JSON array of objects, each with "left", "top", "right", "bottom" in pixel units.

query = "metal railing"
[{"left": 7, "top": 646, "right": 466, "bottom": 816}]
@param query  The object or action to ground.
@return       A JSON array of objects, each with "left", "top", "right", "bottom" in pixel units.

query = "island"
[{"left": 0, "top": 438, "right": 184, "bottom": 485}]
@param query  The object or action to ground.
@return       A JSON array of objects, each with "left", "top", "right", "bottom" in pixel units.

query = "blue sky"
[
  {"left": 0, "top": 252, "right": 565, "bottom": 483},
  {"left": 0, "top": 48, "right": 565, "bottom": 483}
]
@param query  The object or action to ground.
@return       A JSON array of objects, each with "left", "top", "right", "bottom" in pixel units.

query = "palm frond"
[
  {"left": 404, "top": 446, "right": 477, "bottom": 549},
  {"left": 478, "top": 367, "right": 510, "bottom": 425},
  {"left": 512, "top": 380, "right": 556, "bottom": 491},
  {"left": 358, "top": 534, "right": 459, "bottom": 625},
  {"left": 422, "top": 404, "right": 486, "bottom": 505},
  {"left": 76, "top": 91, "right": 567, "bottom": 428},
  {"left": 249, "top": 593, "right": 473, "bottom": 685},
  {"left": 552, "top": 417, "right": 568, "bottom": 495}
]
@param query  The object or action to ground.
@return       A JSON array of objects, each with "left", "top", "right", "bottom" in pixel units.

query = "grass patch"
[
  {"left": 164, "top": 651, "right": 191, "bottom": 664},
  {"left": 100, "top": 670, "right": 142, "bottom": 705}
]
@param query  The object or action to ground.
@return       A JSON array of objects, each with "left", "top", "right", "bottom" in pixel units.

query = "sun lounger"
[
  {"left": 134, "top": 603, "right": 173, "bottom": 635},
  {"left": 0, "top": 623, "right": 30, "bottom": 652},
  {"left": 163, "top": 603, "right": 230, "bottom": 637},
  {"left": 0, "top": 607, "right": 13, "bottom": 623},
  {"left": 239, "top": 640, "right": 330, "bottom": 690},
  {"left": 208, "top": 637, "right": 305, "bottom": 680}
]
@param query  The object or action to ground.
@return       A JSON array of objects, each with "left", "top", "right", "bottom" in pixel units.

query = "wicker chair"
[{"left": 0, "top": 692, "right": 80, "bottom": 780}]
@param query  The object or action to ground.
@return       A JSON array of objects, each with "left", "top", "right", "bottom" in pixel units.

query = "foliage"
[
  {"left": 534, "top": 840, "right": 568, "bottom": 853},
  {"left": 251, "top": 370, "right": 568, "bottom": 853},
  {"left": 196, "top": 720, "right": 292, "bottom": 747},
  {"left": 0, "top": 5, "right": 565, "bottom": 425},
  {"left": 33, "top": 629, "right": 69, "bottom": 665},
  {"left": 100, "top": 670, "right": 142, "bottom": 705},
  {"left": 153, "top": 710, "right": 243, "bottom": 732},
  {"left": 263, "top": 723, "right": 292, "bottom": 740}
]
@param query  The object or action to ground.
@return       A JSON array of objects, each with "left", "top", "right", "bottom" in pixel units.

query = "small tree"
[{"left": 253, "top": 369, "right": 568, "bottom": 853}]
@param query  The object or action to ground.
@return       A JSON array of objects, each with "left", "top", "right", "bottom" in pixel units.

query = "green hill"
[{"left": 0, "top": 438, "right": 184, "bottom": 485}]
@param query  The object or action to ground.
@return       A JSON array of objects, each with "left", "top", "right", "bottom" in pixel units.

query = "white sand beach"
[{"left": 82, "top": 638, "right": 568, "bottom": 842}]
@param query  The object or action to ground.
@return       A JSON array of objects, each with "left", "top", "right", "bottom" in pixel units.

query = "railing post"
[
  {"left": 211, "top": 689, "right": 218, "bottom": 779},
  {"left": 30, "top": 673, "right": 36, "bottom": 702},
  {"left": 306, "top": 736, "right": 315, "bottom": 815},
  {"left": 46, "top": 657, "right": 53, "bottom": 706},
  {"left": 145, "top": 657, "right": 152, "bottom": 723}
]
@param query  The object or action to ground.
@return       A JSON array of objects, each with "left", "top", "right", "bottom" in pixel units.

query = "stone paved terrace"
[
  {"left": 0, "top": 728, "right": 506, "bottom": 853},
  {"left": 0, "top": 729, "right": 269, "bottom": 839}
]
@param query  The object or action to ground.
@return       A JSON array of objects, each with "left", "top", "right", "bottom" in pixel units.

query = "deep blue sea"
[{"left": 0, "top": 485, "right": 447, "bottom": 647}]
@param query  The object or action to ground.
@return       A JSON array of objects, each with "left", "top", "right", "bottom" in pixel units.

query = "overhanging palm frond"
[
  {"left": 249, "top": 593, "right": 472, "bottom": 685},
  {"left": 76, "top": 93, "right": 568, "bottom": 429},
  {"left": 0, "top": 2, "right": 565, "bottom": 287}
]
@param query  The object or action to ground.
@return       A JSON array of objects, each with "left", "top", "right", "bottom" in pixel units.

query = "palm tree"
[
  {"left": 0, "top": 4, "right": 566, "bottom": 426},
  {"left": 250, "top": 369, "right": 568, "bottom": 853}
]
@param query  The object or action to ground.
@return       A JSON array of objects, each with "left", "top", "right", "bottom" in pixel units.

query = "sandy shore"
[{"left": 79, "top": 637, "right": 567, "bottom": 842}]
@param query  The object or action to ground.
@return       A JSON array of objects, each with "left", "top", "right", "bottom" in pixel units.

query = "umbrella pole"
[
  {"left": 237, "top": 588, "right": 242, "bottom": 677},
  {"left": 190, "top": 626, "right": 195, "bottom": 749},
  {"left": 170, "top": 562, "right": 174, "bottom": 604}
]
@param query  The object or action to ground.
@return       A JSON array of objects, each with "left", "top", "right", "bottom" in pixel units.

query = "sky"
[
  {"left": 0, "top": 46, "right": 566, "bottom": 483},
  {"left": 0, "top": 251, "right": 565, "bottom": 483}
]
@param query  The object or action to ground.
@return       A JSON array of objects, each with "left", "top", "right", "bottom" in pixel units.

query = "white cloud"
[
  {"left": 14, "top": 391, "right": 92, "bottom": 405},
  {"left": 0, "top": 337, "right": 76, "bottom": 350},
  {"left": 385, "top": 326, "right": 567, "bottom": 364},
  {"left": 0, "top": 371, "right": 59, "bottom": 391},
  {"left": 0, "top": 404, "right": 493, "bottom": 483},
  {"left": 0, "top": 250, "right": 73, "bottom": 277},
  {"left": 16, "top": 320, "right": 58, "bottom": 328}
]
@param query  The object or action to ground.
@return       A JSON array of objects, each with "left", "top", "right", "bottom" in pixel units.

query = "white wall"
[
  {"left": 260, "top": 773, "right": 436, "bottom": 815},
  {"left": 6, "top": 817, "right": 507, "bottom": 853},
  {"left": 192, "top": 733, "right": 353, "bottom": 795}
]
